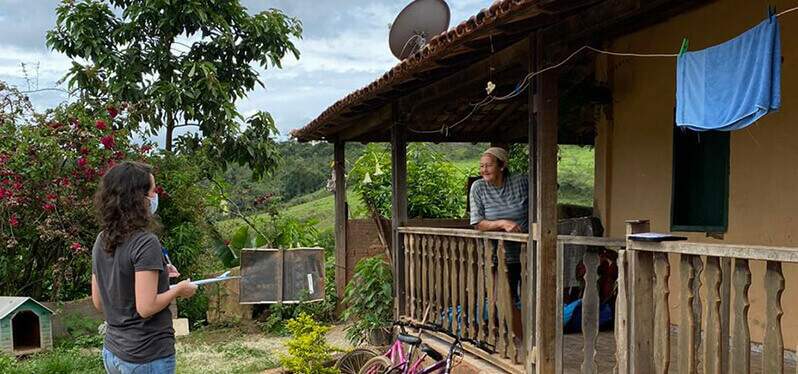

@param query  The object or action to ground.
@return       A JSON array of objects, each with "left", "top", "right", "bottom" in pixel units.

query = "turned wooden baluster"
[
  {"left": 703, "top": 256, "right": 723, "bottom": 374},
  {"left": 679, "top": 254, "right": 702, "bottom": 374},
  {"left": 476, "top": 239, "right": 487, "bottom": 342},
  {"left": 731, "top": 258, "right": 751, "bottom": 374},
  {"left": 653, "top": 252, "right": 671, "bottom": 374},
  {"left": 466, "top": 239, "right": 477, "bottom": 339},
  {"left": 763, "top": 261, "right": 784, "bottom": 374},
  {"left": 496, "top": 240, "right": 512, "bottom": 359},
  {"left": 406, "top": 234, "right": 415, "bottom": 319},
  {"left": 458, "top": 239, "right": 467, "bottom": 338},
  {"left": 581, "top": 249, "right": 600, "bottom": 374},
  {"left": 484, "top": 238, "right": 497, "bottom": 346},
  {"left": 439, "top": 237, "right": 450, "bottom": 331},
  {"left": 614, "top": 250, "right": 629, "bottom": 374},
  {"left": 450, "top": 237, "right": 460, "bottom": 335}
]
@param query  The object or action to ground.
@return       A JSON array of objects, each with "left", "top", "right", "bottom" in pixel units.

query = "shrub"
[
  {"left": 0, "top": 83, "right": 141, "bottom": 300},
  {"left": 342, "top": 256, "right": 393, "bottom": 345},
  {"left": 350, "top": 143, "right": 466, "bottom": 219},
  {"left": 280, "top": 313, "right": 337, "bottom": 374}
]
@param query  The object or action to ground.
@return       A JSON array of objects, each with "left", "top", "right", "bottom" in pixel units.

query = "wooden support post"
[
  {"left": 534, "top": 31, "right": 558, "bottom": 374},
  {"left": 333, "top": 141, "right": 347, "bottom": 313},
  {"left": 525, "top": 34, "right": 538, "bottom": 374},
  {"left": 626, "top": 220, "right": 654, "bottom": 374},
  {"left": 391, "top": 104, "right": 408, "bottom": 318}
]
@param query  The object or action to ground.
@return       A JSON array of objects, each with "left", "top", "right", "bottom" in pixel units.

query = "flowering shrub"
[{"left": 0, "top": 84, "right": 143, "bottom": 300}]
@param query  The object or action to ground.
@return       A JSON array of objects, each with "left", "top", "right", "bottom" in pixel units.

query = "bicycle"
[{"left": 358, "top": 321, "right": 464, "bottom": 374}]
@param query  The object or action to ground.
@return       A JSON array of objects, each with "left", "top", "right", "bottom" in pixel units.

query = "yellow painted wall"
[{"left": 599, "top": 0, "right": 798, "bottom": 348}]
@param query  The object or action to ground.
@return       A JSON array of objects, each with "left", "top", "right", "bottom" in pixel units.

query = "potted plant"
[{"left": 342, "top": 256, "right": 393, "bottom": 346}]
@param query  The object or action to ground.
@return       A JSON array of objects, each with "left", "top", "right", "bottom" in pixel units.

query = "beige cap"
[{"left": 483, "top": 147, "right": 508, "bottom": 163}]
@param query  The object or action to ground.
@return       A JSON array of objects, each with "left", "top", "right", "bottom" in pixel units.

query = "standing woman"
[{"left": 91, "top": 161, "right": 196, "bottom": 374}]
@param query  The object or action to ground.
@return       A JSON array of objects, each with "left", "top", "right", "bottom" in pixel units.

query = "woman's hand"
[
  {"left": 502, "top": 220, "right": 522, "bottom": 233},
  {"left": 175, "top": 280, "right": 198, "bottom": 298},
  {"left": 166, "top": 264, "right": 180, "bottom": 278}
]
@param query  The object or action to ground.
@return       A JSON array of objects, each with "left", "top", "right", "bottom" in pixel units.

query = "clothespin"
[
  {"left": 678, "top": 38, "right": 689, "bottom": 58},
  {"left": 767, "top": 5, "right": 776, "bottom": 21}
]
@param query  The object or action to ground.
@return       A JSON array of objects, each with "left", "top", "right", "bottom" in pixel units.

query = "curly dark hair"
[{"left": 94, "top": 161, "right": 158, "bottom": 254}]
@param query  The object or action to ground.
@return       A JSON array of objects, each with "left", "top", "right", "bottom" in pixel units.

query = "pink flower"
[
  {"left": 46, "top": 194, "right": 58, "bottom": 201},
  {"left": 77, "top": 157, "right": 88, "bottom": 168},
  {"left": 8, "top": 214, "right": 18, "bottom": 227},
  {"left": 100, "top": 135, "right": 115, "bottom": 149},
  {"left": 43, "top": 203, "right": 55, "bottom": 212},
  {"left": 95, "top": 120, "right": 107, "bottom": 131},
  {"left": 11, "top": 182, "right": 22, "bottom": 191},
  {"left": 79, "top": 146, "right": 90, "bottom": 155},
  {"left": 70, "top": 242, "right": 82, "bottom": 251},
  {"left": 107, "top": 106, "right": 118, "bottom": 119}
]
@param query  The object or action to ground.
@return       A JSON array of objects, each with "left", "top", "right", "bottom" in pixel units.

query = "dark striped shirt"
[{"left": 469, "top": 174, "right": 529, "bottom": 264}]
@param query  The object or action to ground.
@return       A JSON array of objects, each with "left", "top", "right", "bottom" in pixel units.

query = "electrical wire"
[{"left": 406, "top": 5, "right": 798, "bottom": 136}]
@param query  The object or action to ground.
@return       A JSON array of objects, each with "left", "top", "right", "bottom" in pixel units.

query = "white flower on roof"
[{"left": 486, "top": 81, "right": 496, "bottom": 95}]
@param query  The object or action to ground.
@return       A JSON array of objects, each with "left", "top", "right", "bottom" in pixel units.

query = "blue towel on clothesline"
[{"left": 676, "top": 14, "right": 781, "bottom": 131}]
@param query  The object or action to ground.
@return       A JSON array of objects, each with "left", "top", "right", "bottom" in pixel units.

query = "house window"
[{"left": 671, "top": 127, "right": 730, "bottom": 232}]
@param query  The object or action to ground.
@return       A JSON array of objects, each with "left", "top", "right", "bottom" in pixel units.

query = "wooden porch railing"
[
  {"left": 618, "top": 219, "right": 798, "bottom": 374},
  {"left": 397, "top": 227, "right": 530, "bottom": 369}
]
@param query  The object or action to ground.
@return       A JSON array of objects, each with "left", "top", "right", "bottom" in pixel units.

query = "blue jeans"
[{"left": 102, "top": 347, "right": 176, "bottom": 374}]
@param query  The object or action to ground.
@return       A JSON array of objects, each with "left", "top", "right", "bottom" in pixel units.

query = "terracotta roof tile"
[{"left": 292, "top": 0, "right": 539, "bottom": 141}]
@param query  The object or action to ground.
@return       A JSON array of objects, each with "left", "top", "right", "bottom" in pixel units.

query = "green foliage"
[
  {"left": 46, "top": 0, "right": 302, "bottom": 176},
  {"left": 280, "top": 313, "right": 337, "bottom": 374},
  {"left": 508, "top": 144, "right": 594, "bottom": 207},
  {"left": 2, "top": 347, "right": 104, "bottom": 374},
  {"left": 0, "top": 354, "right": 17, "bottom": 373},
  {"left": 0, "top": 83, "right": 140, "bottom": 300},
  {"left": 213, "top": 214, "right": 321, "bottom": 268},
  {"left": 57, "top": 312, "right": 104, "bottom": 349},
  {"left": 342, "top": 256, "right": 393, "bottom": 345},
  {"left": 350, "top": 143, "right": 466, "bottom": 219}
]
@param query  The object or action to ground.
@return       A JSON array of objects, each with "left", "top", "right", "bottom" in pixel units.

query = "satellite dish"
[{"left": 389, "top": 0, "right": 451, "bottom": 60}]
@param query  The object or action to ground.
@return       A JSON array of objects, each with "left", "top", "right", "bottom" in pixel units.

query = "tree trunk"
[{"left": 165, "top": 112, "right": 175, "bottom": 152}]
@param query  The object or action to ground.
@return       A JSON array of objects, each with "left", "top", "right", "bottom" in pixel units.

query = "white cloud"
[{"left": 0, "top": 0, "right": 494, "bottom": 139}]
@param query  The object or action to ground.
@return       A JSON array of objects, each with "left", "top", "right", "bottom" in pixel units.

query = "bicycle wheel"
[
  {"left": 358, "top": 355, "right": 394, "bottom": 374},
  {"left": 336, "top": 348, "right": 379, "bottom": 374}
]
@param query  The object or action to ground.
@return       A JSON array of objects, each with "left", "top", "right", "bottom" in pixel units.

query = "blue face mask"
[{"left": 148, "top": 193, "right": 158, "bottom": 215}]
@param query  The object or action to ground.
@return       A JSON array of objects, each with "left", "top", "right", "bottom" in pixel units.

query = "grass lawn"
[{"left": 0, "top": 323, "right": 352, "bottom": 374}]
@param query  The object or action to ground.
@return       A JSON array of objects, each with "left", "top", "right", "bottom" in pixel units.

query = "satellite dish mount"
[{"left": 389, "top": 0, "right": 451, "bottom": 60}]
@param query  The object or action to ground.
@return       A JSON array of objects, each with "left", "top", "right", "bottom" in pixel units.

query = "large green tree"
[{"left": 46, "top": 0, "right": 302, "bottom": 177}]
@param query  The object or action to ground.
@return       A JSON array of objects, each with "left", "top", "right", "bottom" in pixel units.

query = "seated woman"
[{"left": 469, "top": 146, "right": 528, "bottom": 308}]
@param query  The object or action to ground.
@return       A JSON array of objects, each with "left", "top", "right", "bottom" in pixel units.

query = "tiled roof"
[{"left": 291, "top": 0, "right": 540, "bottom": 141}]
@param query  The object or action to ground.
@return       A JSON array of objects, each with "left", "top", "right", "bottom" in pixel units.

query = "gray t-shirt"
[
  {"left": 92, "top": 231, "right": 174, "bottom": 363},
  {"left": 469, "top": 174, "right": 529, "bottom": 263}
]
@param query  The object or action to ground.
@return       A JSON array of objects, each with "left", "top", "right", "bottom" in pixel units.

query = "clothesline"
[{"left": 408, "top": 4, "right": 798, "bottom": 135}]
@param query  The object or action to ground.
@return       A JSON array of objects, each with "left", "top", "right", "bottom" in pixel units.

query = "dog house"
[{"left": 0, "top": 297, "right": 53, "bottom": 355}]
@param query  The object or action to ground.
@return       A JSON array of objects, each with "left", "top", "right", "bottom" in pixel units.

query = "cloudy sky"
[{"left": 0, "top": 0, "right": 491, "bottom": 142}]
